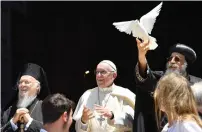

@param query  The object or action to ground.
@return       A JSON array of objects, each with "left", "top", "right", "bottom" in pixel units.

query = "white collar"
[{"left": 98, "top": 83, "right": 114, "bottom": 93}]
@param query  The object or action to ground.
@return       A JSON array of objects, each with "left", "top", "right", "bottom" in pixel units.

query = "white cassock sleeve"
[
  {"left": 107, "top": 88, "right": 135, "bottom": 131},
  {"left": 73, "top": 90, "right": 91, "bottom": 132}
]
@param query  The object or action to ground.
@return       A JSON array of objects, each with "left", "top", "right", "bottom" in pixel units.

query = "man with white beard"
[
  {"left": 133, "top": 38, "right": 202, "bottom": 132},
  {"left": 1, "top": 63, "right": 50, "bottom": 132}
]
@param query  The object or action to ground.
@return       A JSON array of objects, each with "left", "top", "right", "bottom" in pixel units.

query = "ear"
[
  {"left": 36, "top": 83, "right": 41, "bottom": 94},
  {"left": 36, "top": 87, "right": 40, "bottom": 94},
  {"left": 113, "top": 72, "right": 117, "bottom": 79},
  {"left": 62, "top": 112, "right": 68, "bottom": 122}
]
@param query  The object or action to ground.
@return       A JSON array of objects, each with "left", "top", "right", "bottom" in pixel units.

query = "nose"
[
  {"left": 19, "top": 82, "right": 27, "bottom": 89},
  {"left": 170, "top": 57, "right": 176, "bottom": 64},
  {"left": 19, "top": 85, "right": 24, "bottom": 91},
  {"left": 20, "top": 81, "right": 26, "bottom": 86}
]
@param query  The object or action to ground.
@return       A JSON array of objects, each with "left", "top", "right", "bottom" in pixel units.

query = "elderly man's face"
[
  {"left": 95, "top": 63, "right": 117, "bottom": 88},
  {"left": 18, "top": 75, "right": 40, "bottom": 97},
  {"left": 166, "top": 52, "right": 187, "bottom": 75},
  {"left": 167, "top": 52, "right": 186, "bottom": 69}
]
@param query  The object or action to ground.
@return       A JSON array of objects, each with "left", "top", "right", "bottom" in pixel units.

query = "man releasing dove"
[{"left": 113, "top": 2, "right": 163, "bottom": 50}]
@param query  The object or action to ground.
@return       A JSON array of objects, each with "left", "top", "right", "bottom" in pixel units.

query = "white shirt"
[
  {"left": 162, "top": 121, "right": 202, "bottom": 132},
  {"left": 40, "top": 128, "right": 48, "bottom": 132},
  {"left": 10, "top": 117, "right": 33, "bottom": 131}
]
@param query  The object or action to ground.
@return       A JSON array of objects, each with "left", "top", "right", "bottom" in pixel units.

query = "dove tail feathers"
[{"left": 149, "top": 36, "right": 158, "bottom": 50}]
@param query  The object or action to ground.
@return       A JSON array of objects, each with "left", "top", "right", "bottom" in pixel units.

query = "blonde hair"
[{"left": 154, "top": 72, "right": 202, "bottom": 130}]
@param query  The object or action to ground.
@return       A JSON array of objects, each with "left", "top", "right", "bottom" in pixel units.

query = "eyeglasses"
[
  {"left": 167, "top": 56, "right": 181, "bottom": 62},
  {"left": 17, "top": 80, "right": 39, "bottom": 86},
  {"left": 17, "top": 80, "right": 32, "bottom": 85},
  {"left": 94, "top": 70, "right": 114, "bottom": 76}
]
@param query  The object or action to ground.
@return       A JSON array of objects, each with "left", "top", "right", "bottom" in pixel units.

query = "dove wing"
[
  {"left": 131, "top": 21, "right": 149, "bottom": 40},
  {"left": 140, "top": 2, "right": 163, "bottom": 34},
  {"left": 113, "top": 20, "right": 136, "bottom": 35}
]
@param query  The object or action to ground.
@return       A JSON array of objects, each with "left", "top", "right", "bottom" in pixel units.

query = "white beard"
[
  {"left": 165, "top": 62, "right": 187, "bottom": 77},
  {"left": 17, "top": 93, "right": 36, "bottom": 108}
]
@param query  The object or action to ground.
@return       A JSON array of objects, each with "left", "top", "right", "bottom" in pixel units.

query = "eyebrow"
[
  {"left": 20, "top": 79, "right": 31, "bottom": 81},
  {"left": 171, "top": 55, "right": 182, "bottom": 59},
  {"left": 96, "top": 69, "right": 107, "bottom": 72}
]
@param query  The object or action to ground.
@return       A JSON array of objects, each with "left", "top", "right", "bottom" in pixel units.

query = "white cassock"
[{"left": 73, "top": 84, "right": 136, "bottom": 132}]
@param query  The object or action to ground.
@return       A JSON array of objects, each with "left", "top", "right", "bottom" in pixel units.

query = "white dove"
[{"left": 113, "top": 2, "right": 163, "bottom": 50}]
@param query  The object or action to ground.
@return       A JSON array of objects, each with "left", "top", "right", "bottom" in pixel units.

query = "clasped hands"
[{"left": 12, "top": 108, "right": 32, "bottom": 124}]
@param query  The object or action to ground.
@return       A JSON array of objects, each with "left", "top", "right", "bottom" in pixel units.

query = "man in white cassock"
[{"left": 73, "top": 60, "right": 136, "bottom": 132}]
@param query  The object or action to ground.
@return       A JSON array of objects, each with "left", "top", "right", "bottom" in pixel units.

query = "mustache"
[{"left": 167, "top": 63, "right": 179, "bottom": 68}]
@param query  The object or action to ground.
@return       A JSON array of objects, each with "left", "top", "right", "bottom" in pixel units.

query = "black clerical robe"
[
  {"left": 1, "top": 98, "right": 43, "bottom": 132},
  {"left": 133, "top": 63, "right": 202, "bottom": 132}
]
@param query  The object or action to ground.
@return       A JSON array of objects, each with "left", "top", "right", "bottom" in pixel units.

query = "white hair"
[
  {"left": 99, "top": 60, "right": 117, "bottom": 72},
  {"left": 35, "top": 80, "right": 41, "bottom": 94},
  {"left": 191, "top": 81, "right": 202, "bottom": 107},
  {"left": 17, "top": 94, "right": 37, "bottom": 108}
]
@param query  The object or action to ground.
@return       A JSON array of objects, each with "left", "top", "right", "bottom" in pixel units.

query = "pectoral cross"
[{"left": 97, "top": 115, "right": 105, "bottom": 126}]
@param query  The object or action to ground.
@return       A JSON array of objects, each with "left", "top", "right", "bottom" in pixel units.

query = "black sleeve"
[
  {"left": 1, "top": 107, "right": 15, "bottom": 132},
  {"left": 133, "top": 63, "right": 163, "bottom": 132},
  {"left": 135, "top": 63, "right": 159, "bottom": 92},
  {"left": 0, "top": 122, "right": 15, "bottom": 132},
  {"left": 134, "top": 62, "right": 163, "bottom": 115},
  {"left": 25, "top": 119, "right": 43, "bottom": 132}
]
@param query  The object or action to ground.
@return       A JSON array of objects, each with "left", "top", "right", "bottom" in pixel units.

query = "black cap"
[
  {"left": 19, "top": 63, "right": 51, "bottom": 100},
  {"left": 169, "top": 43, "right": 197, "bottom": 64}
]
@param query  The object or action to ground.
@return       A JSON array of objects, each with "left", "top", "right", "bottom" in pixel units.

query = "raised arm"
[{"left": 136, "top": 38, "right": 149, "bottom": 77}]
